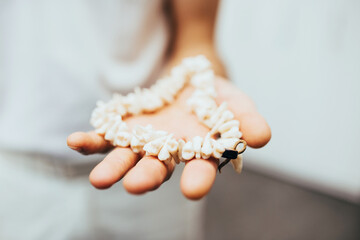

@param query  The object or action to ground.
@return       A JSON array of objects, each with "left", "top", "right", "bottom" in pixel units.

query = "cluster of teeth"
[{"left": 90, "top": 55, "right": 244, "bottom": 173}]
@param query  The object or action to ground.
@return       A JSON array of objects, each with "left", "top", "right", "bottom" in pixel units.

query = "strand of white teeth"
[{"left": 90, "top": 55, "right": 245, "bottom": 173}]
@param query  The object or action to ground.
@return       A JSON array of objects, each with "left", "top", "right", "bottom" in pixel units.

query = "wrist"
[{"left": 165, "top": 43, "right": 227, "bottom": 78}]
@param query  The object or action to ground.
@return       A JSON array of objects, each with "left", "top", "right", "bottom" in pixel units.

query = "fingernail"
[{"left": 69, "top": 146, "right": 83, "bottom": 152}]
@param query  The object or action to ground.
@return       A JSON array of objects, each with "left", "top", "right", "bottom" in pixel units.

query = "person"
[{"left": 0, "top": 0, "right": 271, "bottom": 239}]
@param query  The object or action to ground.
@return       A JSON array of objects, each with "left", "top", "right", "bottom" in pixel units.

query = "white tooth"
[
  {"left": 158, "top": 145, "right": 171, "bottom": 161},
  {"left": 192, "top": 136, "right": 203, "bottom": 159},
  {"left": 218, "top": 120, "right": 240, "bottom": 134},
  {"left": 210, "top": 110, "right": 235, "bottom": 135},
  {"left": 158, "top": 135, "right": 178, "bottom": 161},
  {"left": 182, "top": 141, "right": 195, "bottom": 160},
  {"left": 231, "top": 155, "right": 243, "bottom": 174},
  {"left": 221, "top": 127, "right": 242, "bottom": 139},
  {"left": 166, "top": 138, "right": 179, "bottom": 154},
  {"left": 130, "top": 136, "right": 144, "bottom": 153},
  {"left": 204, "top": 102, "right": 228, "bottom": 128},
  {"left": 104, "top": 115, "right": 122, "bottom": 142},
  {"left": 182, "top": 55, "right": 211, "bottom": 73},
  {"left": 211, "top": 139, "right": 225, "bottom": 159},
  {"left": 143, "top": 130, "right": 168, "bottom": 142},
  {"left": 177, "top": 139, "right": 186, "bottom": 163},
  {"left": 217, "top": 138, "right": 239, "bottom": 149},
  {"left": 201, "top": 134, "right": 213, "bottom": 159},
  {"left": 143, "top": 136, "right": 167, "bottom": 155},
  {"left": 191, "top": 70, "right": 214, "bottom": 88},
  {"left": 114, "top": 131, "right": 132, "bottom": 147}
]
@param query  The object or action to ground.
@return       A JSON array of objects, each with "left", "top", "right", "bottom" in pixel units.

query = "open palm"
[{"left": 67, "top": 77, "right": 271, "bottom": 200}]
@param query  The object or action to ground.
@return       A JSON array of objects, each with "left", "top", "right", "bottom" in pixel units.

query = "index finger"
[
  {"left": 180, "top": 158, "right": 218, "bottom": 200},
  {"left": 67, "top": 131, "right": 113, "bottom": 155}
]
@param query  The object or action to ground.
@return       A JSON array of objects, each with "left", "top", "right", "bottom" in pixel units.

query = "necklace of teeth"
[{"left": 90, "top": 55, "right": 247, "bottom": 173}]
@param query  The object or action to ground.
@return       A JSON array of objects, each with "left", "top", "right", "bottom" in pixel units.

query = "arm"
[
  {"left": 165, "top": 0, "right": 227, "bottom": 77},
  {"left": 67, "top": 0, "right": 271, "bottom": 200}
]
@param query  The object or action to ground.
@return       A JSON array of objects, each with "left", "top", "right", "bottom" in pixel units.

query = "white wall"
[{"left": 217, "top": 0, "right": 360, "bottom": 202}]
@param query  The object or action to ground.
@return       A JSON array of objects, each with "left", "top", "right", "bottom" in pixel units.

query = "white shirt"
[{"left": 0, "top": 0, "right": 169, "bottom": 163}]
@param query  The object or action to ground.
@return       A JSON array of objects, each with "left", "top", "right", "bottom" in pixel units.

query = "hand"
[{"left": 67, "top": 77, "right": 271, "bottom": 200}]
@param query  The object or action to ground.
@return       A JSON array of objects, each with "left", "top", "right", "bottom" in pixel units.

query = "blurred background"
[
  {"left": 204, "top": 0, "right": 360, "bottom": 239},
  {"left": 1, "top": 0, "right": 359, "bottom": 239}
]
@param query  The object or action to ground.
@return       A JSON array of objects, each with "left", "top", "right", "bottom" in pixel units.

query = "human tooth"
[
  {"left": 143, "top": 130, "right": 168, "bottom": 142},
  {"left": 201, "top": 134, "right": 213, "bottom": 159},
  {"left": 192, "top": 136, "right": 203, "bottom": 159},
  {"left": 191, "top": 70, "right": 215, "bottom": 88},
  {"left": 204, "top": 102, "right": 228, "bottom": 128},
  {"left": 221, "top": 127, "right": 242, "bottom": 139},
  {"left": 104, "top": 115, "right": 123, "bottom": 142},
  {"left": 158, "top": 144, "right": 171, "bottom": 161},
  {"left": 217, "top": 138, "right": 239, "bottom": 149},
  {"left": 114, "top": 131, "right": 132, "bottom": 147},
  {"left": 141, "top": 89, "right": 163, "bottom": 112},
  {"left": 158, "top": 135, "right": 174, "bottom": 161},
  {"left": 176, "top": 139, "right": 185, "bottom": 163},
  {"left": 182, "top": 55, "right": 211, "bottom": 73},
  {"left": 231, "top": 155, "right": 243, "bottom": 173},
  {"left": 130, "top": 136, "right": 143, "bottom": 153},
  {"left": 210, "top": 110, "right": 235, "bottom": 135},
  {"left": 211, "top": 139, "right": 225, "bottom": 159},
  {"left": 218, "top": 120, "right": 240, "bottom": 134},
  {"left": 182, "top": 141, "right": 195, "bottom": 160},
  {"left": 143, "top": 136, "right": 168, "bottom": 156},
  {"left": 166, "top": 138, "right": 179, "bottom": 154}
]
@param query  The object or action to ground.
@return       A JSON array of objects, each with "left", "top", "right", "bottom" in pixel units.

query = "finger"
[
  {"left": 89, "top": 148, "right": 139, "bottom": 189},
  {"left": 215, "top": 79, "right": 271, "bottom": 148},
  {"left": 180, "top": 158, "right": 218, "bottom": 200},
  {"left": 67, "top": 131, "right": 113, "bottom": 155},
  {"left": 235, "top": 111, "right": 271, "bottom": 148},
  {"left": 123, "top": 156, "right": 175, "bottom": 195}
]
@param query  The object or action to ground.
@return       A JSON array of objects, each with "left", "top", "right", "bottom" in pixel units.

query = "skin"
[{"left": 67, "top": 0, "right": 271, "bottom": 200}]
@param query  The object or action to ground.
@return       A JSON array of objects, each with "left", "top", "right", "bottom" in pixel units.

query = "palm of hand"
[{"left": 67, "top": 77, "right": 271, "bottom": 200}]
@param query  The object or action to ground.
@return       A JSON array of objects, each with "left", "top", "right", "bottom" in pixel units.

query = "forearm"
[{"left": 165, "top": 0, "right": 227, "bottom": 77}]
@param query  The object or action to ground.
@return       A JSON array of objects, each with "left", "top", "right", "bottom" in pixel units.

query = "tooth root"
[
  {"left": 177, "top": 139, "right": 186, "bottom": 163},
  {"left": 231, "top": 155, "right": 243, "bottom": 174}
]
